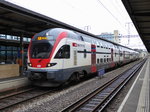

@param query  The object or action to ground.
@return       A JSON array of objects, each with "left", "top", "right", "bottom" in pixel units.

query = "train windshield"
[{"left": 30, "top": 42, "right": 52, "bottom": 59}]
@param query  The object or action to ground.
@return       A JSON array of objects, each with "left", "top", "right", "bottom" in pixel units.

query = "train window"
[
  {"left": 106, "top": 45, "right": 108, "bottom": 49},
  {"left": 54, "top": 45, "right": 70, "bottom": 59},
  {"left": 84, "top": 49, "right": 87, "bottom": 58},
  {"left": 92, "top": 40, "right": 95, "bottom": 44},
  {"left": 96, "top": 41, "right": 99, "bottom": 46},
  {"left": 100, "top": 58, "right": 103, "bottom": 63},
  {"left": 120, "top": 52, "right": 122, "bottom": 56},
  {"left": 80, "top": 36, "right": 84, "bottom": 41},
  {"left": 104, "top": 58, "right": 106, "bottom": 63},
  {"left": 107, "top": 58, "right": 108, "bottom": 62},
  {"left": 82, "top": 35, "right": 91, "bottom": 43},
  {"left": 97, "top": 59, "right": 99, "bottom": 64},
  {"left": 31, "top": 42, "right": 52, "bottom": 59}
]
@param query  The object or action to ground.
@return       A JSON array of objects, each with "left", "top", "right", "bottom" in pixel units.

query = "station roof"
[
  {"left": 0, "top": 0, "right": 139, "bottom": 50},
  {"left": 122, "top": 0, "right": 150, "bottom": 52},
  {"left": 0, "top": 0, "right": 85, "bottom": 38}
]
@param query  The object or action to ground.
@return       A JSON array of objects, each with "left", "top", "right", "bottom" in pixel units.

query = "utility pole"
[
  {"left": 125, "top": 22, "right": 133, "bottom": 45},
  {"left": 84, "top": 25, "right": 91, "bottom": 32}
]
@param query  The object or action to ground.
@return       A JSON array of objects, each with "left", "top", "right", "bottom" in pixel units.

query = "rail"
[
  {"left": 0, "top": 87, "right": 54, "bottom": 111},
  {"left": 61, "top": 59, "right": 146, "bottom": 112}
]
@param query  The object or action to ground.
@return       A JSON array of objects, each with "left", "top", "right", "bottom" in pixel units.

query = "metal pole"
[
  {"left": 125, "top": 22, "right": 132, "bottom": 45},
  {"left": 19, "top": 35, "right": 24, "bottom": 75}
]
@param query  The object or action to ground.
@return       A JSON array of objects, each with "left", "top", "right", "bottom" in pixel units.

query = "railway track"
[
  {"left": 62, "top": 59, "right": 146, "bottom": 112},
  {"left": 0, "top": 87, "right": 54, "bottom": 111}
]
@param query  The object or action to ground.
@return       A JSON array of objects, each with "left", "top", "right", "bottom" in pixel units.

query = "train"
[{"left": 26, "top": 28, "right": 139, "bottom": 87}]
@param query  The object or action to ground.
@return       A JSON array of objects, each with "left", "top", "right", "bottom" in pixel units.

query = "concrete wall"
[{"left": 0, "top": 64, "right": 19, "bottom": 79}]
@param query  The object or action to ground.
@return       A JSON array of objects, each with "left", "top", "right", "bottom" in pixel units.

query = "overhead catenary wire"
[
  {"left": 97, "top": 0, "right": 128, "bottom": 33},
  {"left": 97, "top": 0, "right": 122, "bottom": 25},
  {"left": 110, "top": 0, "right": 125, "bottom": 21}
]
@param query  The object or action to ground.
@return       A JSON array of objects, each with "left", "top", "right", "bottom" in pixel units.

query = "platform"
[
  {"left": 117, "top": 58, "right": 149, "bottom": 112},
  {"left": 0, "top": 76, "right": 30, "bottom": 92},
  {"left": 0, "top": 64, "right": 19, "bottom": 79}
]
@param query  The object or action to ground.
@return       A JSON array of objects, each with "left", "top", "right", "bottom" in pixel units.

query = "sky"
[{"left": 6, "top": 0, "right": 146, "bottom": 50}]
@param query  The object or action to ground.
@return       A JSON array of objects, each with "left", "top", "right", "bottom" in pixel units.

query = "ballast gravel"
[{"left": 12, "top": 60, "right": 141, "bottom": 112}]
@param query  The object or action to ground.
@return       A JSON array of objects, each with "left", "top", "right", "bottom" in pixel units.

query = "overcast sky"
[{"left": 6, "top": 0, "right": 146, "bottom": 50}]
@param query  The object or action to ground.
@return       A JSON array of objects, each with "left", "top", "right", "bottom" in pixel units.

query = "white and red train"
[{"left": 26, "top": 28, "right": 139, "bottom": 87}]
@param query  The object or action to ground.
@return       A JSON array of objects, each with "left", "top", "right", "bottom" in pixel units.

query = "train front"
[{"left": 26, "top": 28, "right": 67, "bottom": 87}]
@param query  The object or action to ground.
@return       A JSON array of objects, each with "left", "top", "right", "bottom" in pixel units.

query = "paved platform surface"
[
  {"left": 0, "top": 76, "right": 30, "bottom": 92},
  {"left": 117, "top": 58, "right": 149, "bottom": 112}
]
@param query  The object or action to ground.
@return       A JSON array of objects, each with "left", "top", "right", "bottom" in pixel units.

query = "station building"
[
  {"left": 97, "top": 30, "right": 121, "bottom": 44},
  {"left": 0, "top": 34, "right": 30, "bottom": 79},
  {"left": 0, "top": 34, "right": 30, "bottom": 64}
]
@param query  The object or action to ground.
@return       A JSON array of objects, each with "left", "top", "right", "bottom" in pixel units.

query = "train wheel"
[
  {"left": 70, "top": 72, "right": 80, "bottom": 82},
  {"left": 67, "top": 72, "right": 80, "bottom": 83},
  {"left": 82, "top": 70, "right": 88, "bottom": 78}
]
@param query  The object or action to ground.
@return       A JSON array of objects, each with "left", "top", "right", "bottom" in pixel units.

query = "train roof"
[{"left": 43, "top": 28, "right": 139, "bottom": 52}]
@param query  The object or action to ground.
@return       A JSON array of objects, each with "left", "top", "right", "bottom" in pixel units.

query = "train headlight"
[
  {"left": 28, "top": 63, "right": 32, "bottom": 67},
  {"left": 47, "top": 63, "right": 51, "bottom": 67},
  {"left": 47, "top": 63, "right": 57, "bottom": 67}
]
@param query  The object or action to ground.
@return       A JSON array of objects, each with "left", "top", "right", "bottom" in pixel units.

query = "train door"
[
  {"left": 111, "top": 48, "right": 115, "bottom": 67},
  {"left": 54, "top": 45, "right": 69, "bottom": 70},
  {"left": 72, "top": 43, "right": 77, "bottom": 66},
  {"left": 55, "top": 39, "right": 70, "bottom": 70},
  {"left": 118, "top": 47, "right": 120, "bottom": 63},
  {"left": 123, "top": 51, "right": 125, "bottom": 63},
  {"left": 111, "top": 48, "right": 114, "bottom": 62},
  {"left": 91, "top": 44, "right": 96, "bottom": 73}
]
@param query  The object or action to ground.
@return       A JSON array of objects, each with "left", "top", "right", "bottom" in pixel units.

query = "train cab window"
[
  {"left": 54, "top": 45, "right": 70, "bottom": 59},
  {"left": 31, "top": 42, "right": 52, "bottom": 59}
]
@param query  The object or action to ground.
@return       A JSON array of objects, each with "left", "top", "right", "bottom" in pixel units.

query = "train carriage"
[{"left": 26, "top": 28, "right": 139, "bottom": 87}]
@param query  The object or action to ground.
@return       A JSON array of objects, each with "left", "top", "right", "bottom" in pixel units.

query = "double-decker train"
[{"left": 26, "top": 28, "right": 139, "bottom": 87}]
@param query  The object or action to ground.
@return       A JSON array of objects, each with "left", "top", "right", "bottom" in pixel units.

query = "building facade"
[
  {"left": 97, "top": 30, "right": 121, "bottom": 43},
  {"left": 0, "top": 34, "right": 30, "bottom": 64}
]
